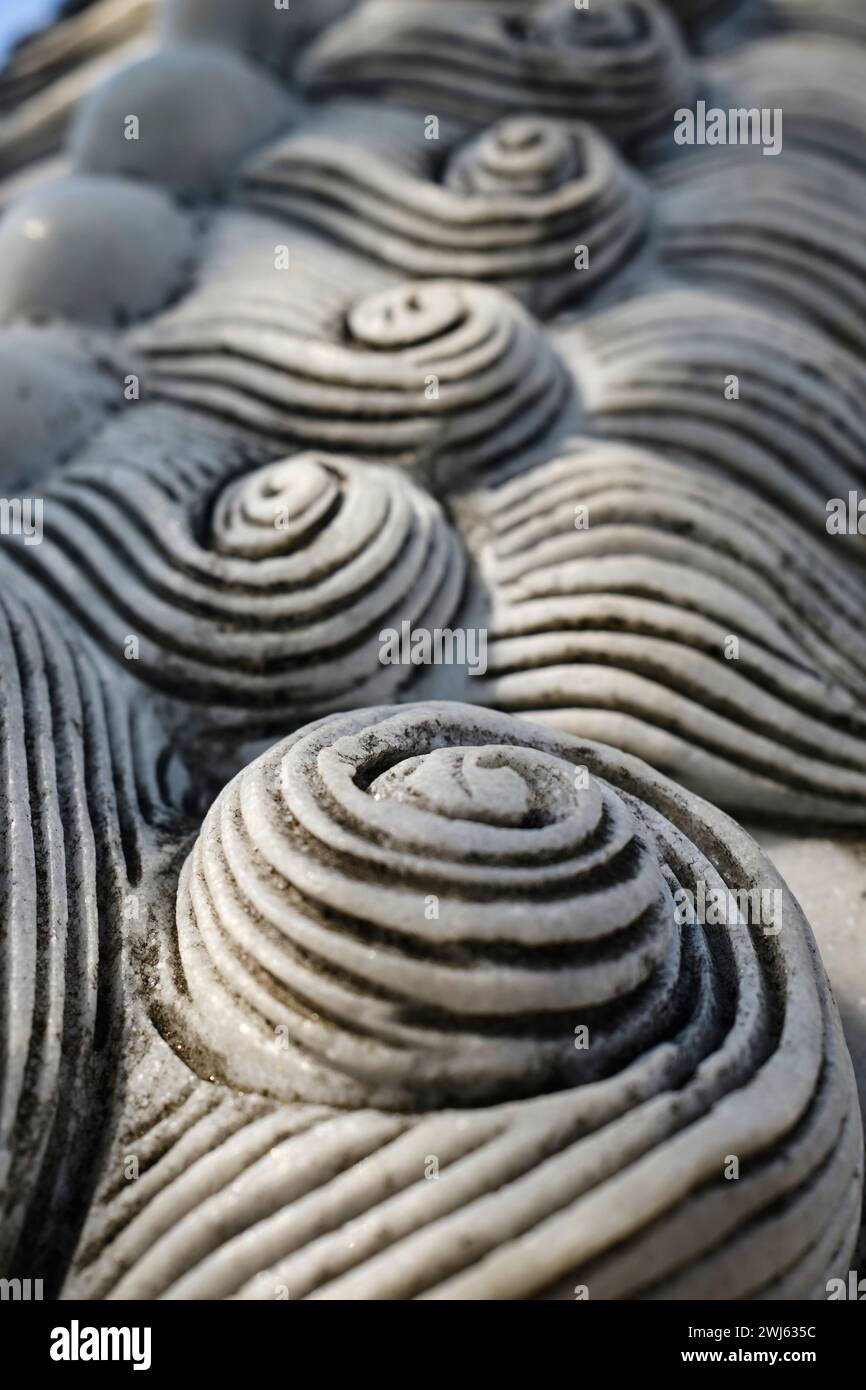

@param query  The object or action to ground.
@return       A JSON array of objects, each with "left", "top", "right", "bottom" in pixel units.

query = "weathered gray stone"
[
  {"left": 0, "top": 174, "right": 195, "bottom": 326},
  {"left": 0, "top": 323, "right": 118, "bottom": 490},
  {"left": 69, "top": 45, "right": 297, "bottom": 196},
  {"left": 462, "top": 441, "right": 866, "bottom": 824},
  {"left": 0, "top": 0, "right": 863, "bottom": 1305},
  {"left": 62, "top": 703, "right": 862, "bottom": 1299}
]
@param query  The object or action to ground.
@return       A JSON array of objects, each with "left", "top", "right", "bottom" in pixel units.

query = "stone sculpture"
[
  {"left": 60, "top": 704, "right": 861, "bottom": 1299},
  {"left": 0, "top": 0, "right": 863, "bottom": 1303}
]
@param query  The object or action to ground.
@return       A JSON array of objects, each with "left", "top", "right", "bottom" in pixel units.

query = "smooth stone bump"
[
  {"left": 68, "top": 45, "right": 297, "bottom": 196},
  {"left": 0, "top": 174, "right": 195, "bottom": 326},
  {"left": 0, "top": 323, "right": 116, "bottom": 490}
]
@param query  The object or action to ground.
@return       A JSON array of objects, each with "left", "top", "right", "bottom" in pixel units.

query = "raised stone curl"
[
  {"left": 242, "top": 112, "right": 648, "bottom": 316},
  {"left": 300, "top": 0, "right": 695, "bottom": 143},
  {"left": 5, "top": 449, "right": 467, "bottom": 727},
  {"left": 136, "top": 279, "right": 573, "bottom": 490},
  {"left": 99, "top": 700, "right": 863, "bottom": 1300}
]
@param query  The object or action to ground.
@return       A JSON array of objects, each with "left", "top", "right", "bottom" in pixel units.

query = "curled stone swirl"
[
  {"left": 300, "top": 0, "right": 695, "bottom": 143},
  {"left": 171, "top": 705, "right": 677, "bottom": 1109},
  {"left": 68, "top": 701, "right": 863, "bottom": 1300},
  {"left": 242, "top": 113, "right": 648, "bottom": 316},
  {"left": 136, "top": 279, "right": 573, "bottom": 490},
  {"left": 5, "top": 449, "right": 467, "bottom": 725}
]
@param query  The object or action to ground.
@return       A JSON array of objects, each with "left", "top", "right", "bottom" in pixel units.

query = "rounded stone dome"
[
  {"left": 68, "top": 45, "right": 297, "bottom": 197},
  {"left": 0, "top": 175, "right": 195, "bottom": 327},
  {"left": 0, "top": 324, "right": 116, "bottom": 490}
]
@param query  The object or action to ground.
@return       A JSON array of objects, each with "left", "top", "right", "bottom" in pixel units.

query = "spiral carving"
[
  {"left": 136, "top": 276, "right": 573, "bottom": 490},
  {"left": 470, "top": 442, "right": 866, "bottom": 824},
  {"left": 4, "top": 447, "right": 467, "bottom": 726},
  {"left": 242, "top": 111, "right": 648, "bottom": 316},
  {"left": 212, "top": 455, "right": 341, "bottom": 561},
  {"left": 446, "top": 117, "right": 582, "bottom": 195},
  {"left": 67, "top": 701, "right": 862, "bottom": 1299},
  {"left": 300, "top": 0, "right": 694, "bottom": 144},
  {"left": 172, "top": 705, "right": 676, "bottom": 1109}
]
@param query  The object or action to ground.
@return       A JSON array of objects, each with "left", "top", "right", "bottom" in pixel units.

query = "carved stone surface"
[
  {"left": 554, "top": 289, "right": 866, "bottom": 540},
  {"left": 58, "top": 703, "right": 861, "bottom": 1299},
  {"left": 240, "top": 107, "right": 650, "bottom": 316},
  {"left": 301, "top": 1, "right": 695, "bottom": 142},
  {"left": 0, "top": 580, "right": 156, "bottom": 1282},
  {"left": 134, "top": 274, "right": 574, "bottom": 491},
  {"left": 0, "top": 0, "right": 864, "bottom": 1303},
  {"left": 464, "top": 442, "right": 866, "bottom": 822}
]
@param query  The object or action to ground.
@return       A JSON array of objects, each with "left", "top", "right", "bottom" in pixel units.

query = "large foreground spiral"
[{"left": 65, "top": 702, "right": 862, "bottom": 1300}]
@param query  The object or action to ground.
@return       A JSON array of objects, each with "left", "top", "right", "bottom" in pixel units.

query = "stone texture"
[
  {"left": 0, "top": 0, "right": 863, "bottom": 1302},
  {"left": 69, "top": 45, "right": 297, "bottom": 196},
  {"left": 59, "top": 704, "right": 862, "bottom": 1299},
  {"left": 0, "top": 322, "right": 120, "bottom": 490},
  {"left": 462, "top": 441, "right": 866, "bottom": 824},
  {"left": 0, "top": 173, "right": 195, "bottom": 325}
]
